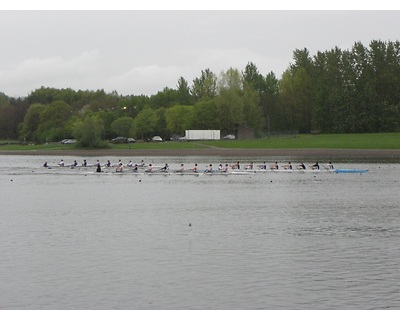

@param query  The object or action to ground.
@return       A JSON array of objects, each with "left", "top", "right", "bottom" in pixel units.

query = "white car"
[
  {"left": 223, "top": 134, "right": 235, "bottom": 140},
  {"left": 61, "top": 139, "right": 77, "bottom": 144},
  {"left": 152, "top": 136, "right": 162, "bottom": 142}
]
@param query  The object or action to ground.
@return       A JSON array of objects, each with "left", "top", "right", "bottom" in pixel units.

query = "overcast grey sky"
[{"left": 1, "top": 8, "right": 399, "bottom": 98}]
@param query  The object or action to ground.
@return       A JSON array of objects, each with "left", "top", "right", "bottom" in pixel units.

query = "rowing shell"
[{"left": 335, "top": 169, "right": 369, "bottom": 173}]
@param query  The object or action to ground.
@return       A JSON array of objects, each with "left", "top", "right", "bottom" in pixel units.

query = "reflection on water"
[{"left": 0, "top": 156, "right": 399, "bottom": 309}]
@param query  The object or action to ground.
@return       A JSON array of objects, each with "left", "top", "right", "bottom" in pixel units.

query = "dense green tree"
[
  {"left": 191, "top": 99, "right": 220, "bottom": 130},
  {"left": 242, "top": 85, "right": 263, "bottom": 133},
  {"left": 35, "top": 100, "right": 74, "bottom": 142},
  {"left": 73, "top": 115, "right": 106, "bottom": 148},
  {"left": 155, "top": 108, "right": 169, "bottom": 139},
  {"left": 218, "top": 67, "right": 243, "bottom": 91},
  {"left": 260, "top": 71, "right": 280, "bottom": 133},
  {"left": 95, "top": 110, "right": 117, "bottom": 140},
  {"left": 134, "top": 107, "right": 159, "bottom": 140},
  {"left": 0, "top": 104, "right": 28, "bottom": 139},
  {"left": 111, "top": 116, "right": 135, "bottom": 138},
  {"left": 0, "top": 92, "right": 8, "bottom": 109},
  {"left": 215, "top": 89, "right": 244, "bottom": 133},
  {"left": 368, "top": 40, "right": 400, "bottom": 132},
  {"left": 27, "top": 87, "right": 62, "bottom": 105},
  {"left": 165, "top": 105, "right": 195, "bottom": 135},
  {"left": 191, "top": 68, "right": 218, "bottom": 101},
  {"left": 149, "top": 87, "right": 179, "bottom": 109},
  {"left": 19, "top": 103, "right": 46, "bottom": 141},
  {"left": 118, "top": 95, "right": 147, "bottom": 118},
  {"left": 176, "top": 76, "right": 193, "bottom": 105},
  {"left": 313, "top": 47, "right": 344, "bottom": 132}
]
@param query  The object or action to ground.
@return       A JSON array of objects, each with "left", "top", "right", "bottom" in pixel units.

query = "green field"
[{"left": 0, "top": 133, "right": 399, "bottom": 151}]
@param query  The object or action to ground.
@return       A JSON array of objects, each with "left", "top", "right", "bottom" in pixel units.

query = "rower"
[
  {"left": 283, "top": 162, "right": 292, "bottom": 170},
  {"left": 269, "top": 162, "right": 278, "bottom": 170},
  {"left": 116, "top": 164, "right": 123, "bottom": 172},
  {"left": 59, "top": 159, "right": 64, "bottom": 166},
  {"left": 311, "top": 162, "right": 320, "bottom": 170},
  {"left": 231, "top": 161, "right": 240, "bottom": 169},
  {"left": 244, "top": 162, "right": 253, "bottom": 170},
  {"left": 160, "top": 164, "right": 169, "bottom": 172},
  {"left": 297, "top": 163, "right": 306, "bottom": 170},
  {"left": 258, "top": 162, "right": 267, "bottom": 170}
]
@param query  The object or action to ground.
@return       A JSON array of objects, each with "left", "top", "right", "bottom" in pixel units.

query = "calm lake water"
[{"left": 0, "top": 155, "right": 399, "bottom": 310}]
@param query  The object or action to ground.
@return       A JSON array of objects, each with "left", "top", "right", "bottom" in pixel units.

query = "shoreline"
[{"left": 1, "top": 148, "right": 399, "bottom": 162}]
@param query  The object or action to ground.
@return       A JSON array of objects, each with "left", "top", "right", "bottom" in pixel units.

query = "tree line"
[{"left": 1, "top": 40, "right": 399, "bottom": 147}]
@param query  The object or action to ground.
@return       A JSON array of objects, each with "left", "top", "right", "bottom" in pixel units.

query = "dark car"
[{"left": 111, "top": 137, "right": 128, "bottom": 144}]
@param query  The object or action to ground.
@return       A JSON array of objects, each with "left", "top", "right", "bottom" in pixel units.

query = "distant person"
[
  {"left": 270, "top": 162, "right": 278, "bottom": 170},
  {"left": 43, "top": 161, "right": 48, "bottom": 167},
  {"left": 106, "top": 160, "right": 111, "bottom": 167},
  {"left": 160, "top": 164, "right": 169, "bottom": 172},
  {"left": 59, "top": 159, "right": 64, "bottom": 167},
  {"left": 297, "top": 163, "right": 306, "bottom": 170},
  {"left": 82, "top": 159, "right": 87, "bottom": 167},
  {"left": 192, "top": 164, "right": 198, "bottom": 173},
  {"left": 244, "top": 162, "right": 253, "bottom": 170},
  {"left": 283, "top": 162, "right": 292, "bottom": 170},
  {"left": 116, "top": 163, "right": 123, "bottom": 172},
  {"left": 258, "top": 162, "right": 267, "bottom": 170},
  {"left": 73, "top": 160, "right": 78, "bottom": 167},
  {"left": 235, "top": 161, "right": 240, "bottom": 169},
  {"left": 127, "top": 161, "right": 133, "bottom": 167},
  {"left": 311, "top": 162, "right": 320, "bottom": 170},
  {"left": 96, "top": 163, "right": 102, "bottom": 172}
]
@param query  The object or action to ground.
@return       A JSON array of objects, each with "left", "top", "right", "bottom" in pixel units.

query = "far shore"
[{"left": 1, "top": 148, "right": 399, "bottom": 162}]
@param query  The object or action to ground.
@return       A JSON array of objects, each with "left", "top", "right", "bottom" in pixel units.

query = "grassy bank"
[
  {"left": 1, "top": 132, "right": 399, "bottom": 152},
  {"left": 199, "top": 132, "right": 400, "bottom": 149}
]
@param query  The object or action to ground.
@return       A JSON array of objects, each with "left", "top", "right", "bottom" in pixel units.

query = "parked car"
[
  {"left": 111, "top": 137, "right": 128, "bottom": 144},
  {"left": 61, "top": 139, "right": 77, "bottom": 144},
  {"left": 223, "top": 134, "right": 235, "bottom": 140},
  {"left": 127, "top": 138, "right": 136, "bottom": 143},
  {"left": 152, "top": 136, "right": 162, "bottom": 142}
]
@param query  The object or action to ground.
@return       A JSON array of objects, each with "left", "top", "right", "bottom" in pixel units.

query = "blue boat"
[{"left": 335, "top": 169, "right": 369, "bottom": 173}]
